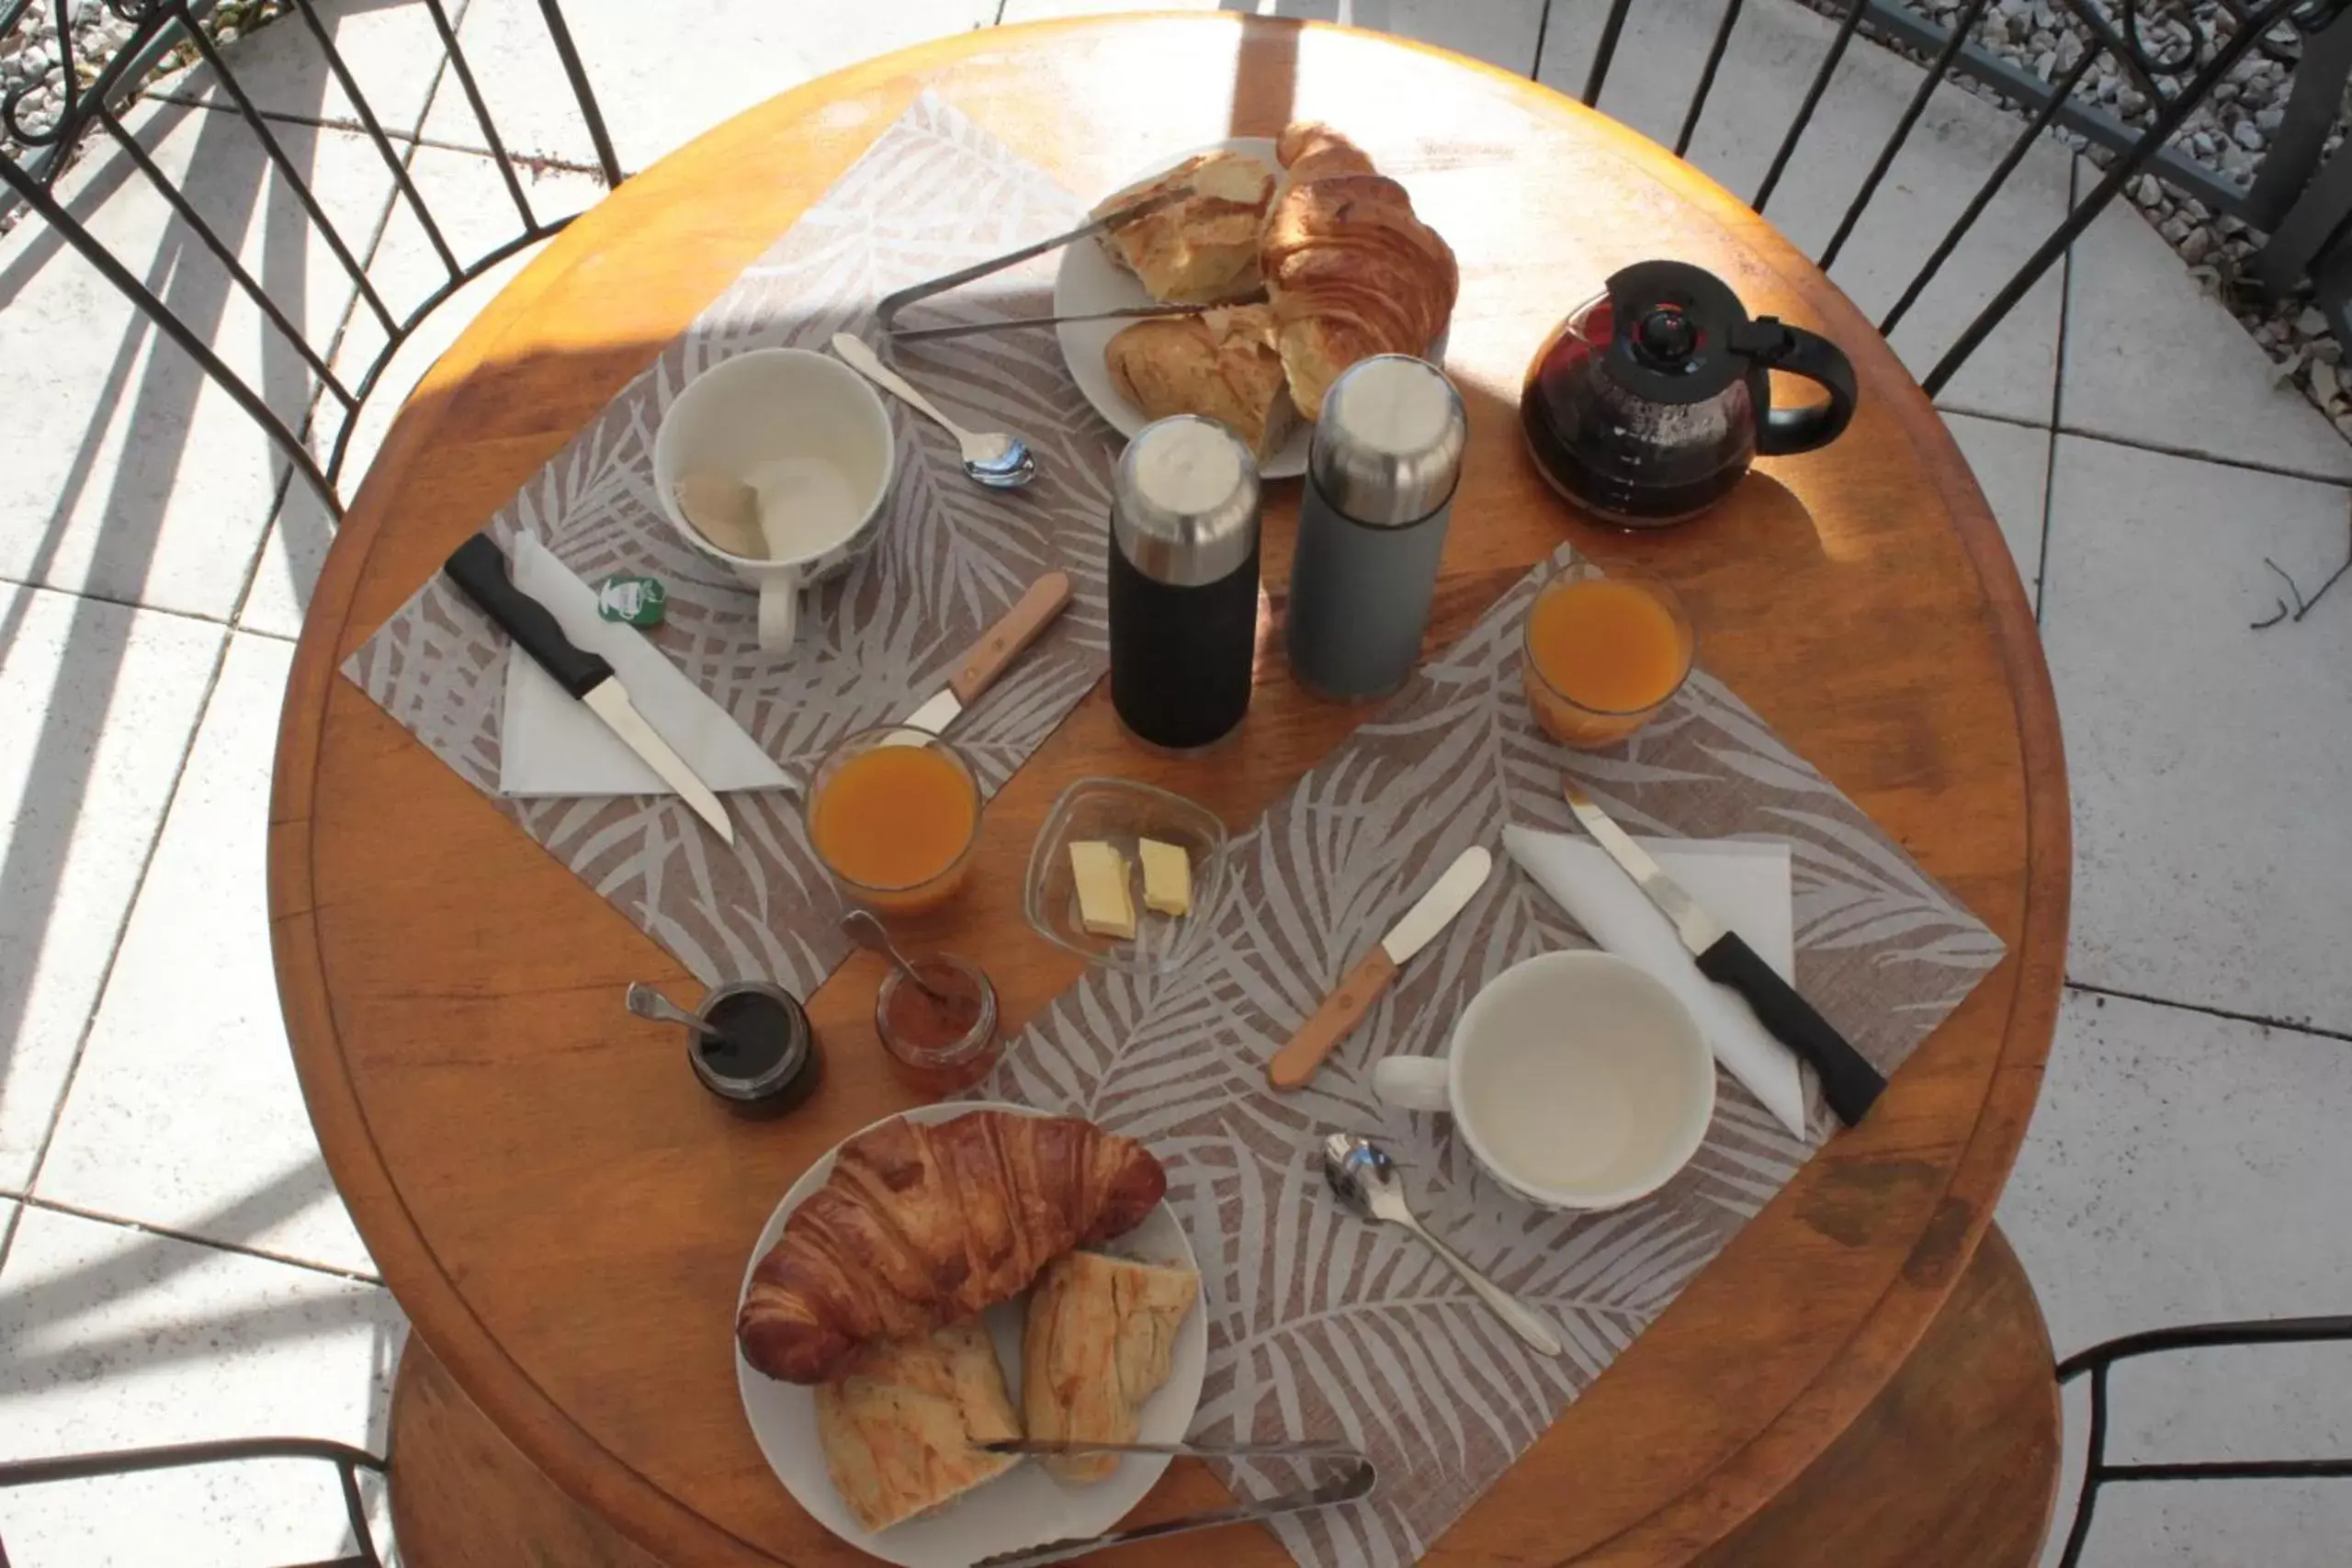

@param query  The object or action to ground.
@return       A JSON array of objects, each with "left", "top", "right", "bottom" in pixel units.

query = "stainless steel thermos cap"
[
  {"left": 1112, "top": 414, "right": 1261, "bottom": 586},
  {"left": 1308, "top": 355, "right": 1469, "bottom": 525}
]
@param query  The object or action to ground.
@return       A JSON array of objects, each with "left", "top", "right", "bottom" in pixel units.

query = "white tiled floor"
[{"left": 2, "top": 1, "right": 2347, "bottom": 1564}]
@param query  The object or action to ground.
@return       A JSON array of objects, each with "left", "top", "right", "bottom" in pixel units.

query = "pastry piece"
[
  {"left": 1069, "top": 840, "right": 1136, "bottom": 940},
  {"left": 1137, "top": 840, "right": 1191, "bottom": 917},
  {"left": 738, "top": 1111, "right": 1167, "bottom": 1384},
  {"left": 815, "top": 1318, "right": 1022, "bottom": 1532},
  {"left": 1262, "top": 122, "right": 1459, "bottom": 421},
  {"left": 1094, "top": 151, "right": 1277, "bottom": 304},
  {"left": 1104, "top": 304, "right": 1296, "bottom": 460},
  {"left": 1023, "top": 1250, "right": 1201, "bottom": 1483}
]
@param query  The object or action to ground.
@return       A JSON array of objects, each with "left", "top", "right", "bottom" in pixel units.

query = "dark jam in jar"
[
  {"left": 1520, "top": 299, "right": 1756, "bottom": 527},
  {"left": 876, "top": 955, "right": 1001, "bottom": 1096},
  {"left": 691, "top": 984, "right": 820, "bottom": 1118}
]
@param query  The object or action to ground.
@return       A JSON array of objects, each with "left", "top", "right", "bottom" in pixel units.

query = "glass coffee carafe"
[{"left": 1521, "top": 260, "right": 1858, "bottom": 528}]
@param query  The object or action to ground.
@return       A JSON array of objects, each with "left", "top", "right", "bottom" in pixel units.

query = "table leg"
[{"left": 387, "top": 1335, "right": 668, "bottom": 1568}]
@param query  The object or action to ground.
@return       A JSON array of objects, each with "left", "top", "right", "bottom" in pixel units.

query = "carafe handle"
[{"left": 1748, "top": 321, "right": 1858, "bottom": 457}]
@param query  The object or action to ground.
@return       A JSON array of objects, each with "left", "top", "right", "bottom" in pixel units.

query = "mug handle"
[
  {"left": 757, "top": 570, "right": 802, "bottom": 651},
  {"left": 1372, "top": 1055, "right": 1451, "bottom": 1112}
]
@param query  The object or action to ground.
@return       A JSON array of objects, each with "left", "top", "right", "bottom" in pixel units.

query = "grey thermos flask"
[
  {"left": 1109, "top": 415, "right": 1263, "bottom": 750},
  {"left": 1285, "top": 355, "right": 1470, "bottom": 701}
]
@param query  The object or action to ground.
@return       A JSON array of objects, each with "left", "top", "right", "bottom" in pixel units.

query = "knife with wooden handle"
[
  {"left": 900, "top": 571, "right": 1074, "bottom": 735},
  {"left": 1267, "top": 846, "right": 1494, "bottom": 1090}
]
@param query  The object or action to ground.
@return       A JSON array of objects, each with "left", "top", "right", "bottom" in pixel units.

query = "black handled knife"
[
  {"left": 1562, "top": 782, "right": 1883, "bottom": 1125},
  {"left": 443, "top": 534, "right": 733, "bottom": 844}
]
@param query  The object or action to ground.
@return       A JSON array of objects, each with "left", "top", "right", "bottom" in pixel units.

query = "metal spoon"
[
  {"left": 838, "top": 909, "right": 956, "bottom": 1003},
  {"left": 1320, "top": 1133, "right": 1565, "bottom": 1357},
  {"left": 830, "top": 333, "right": 1038, "bottom": 490},
  {"left": 626, "top": 982, "right": 730, "bottom": 1043}
]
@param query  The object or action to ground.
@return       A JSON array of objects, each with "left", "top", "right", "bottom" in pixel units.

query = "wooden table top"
[{"left": 270, "top": 14, "right": 2069, "bottom": 1566}]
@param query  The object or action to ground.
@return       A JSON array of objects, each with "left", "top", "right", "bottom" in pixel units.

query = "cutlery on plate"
[
  {"left": 967, "top": 1438, "right": 1374, "bottom": 1568},
  {"left": 444, "top": 534, "right": 733, "bottom": 843},
  {"left": 830, "top": 334, "right": 1038, "bottom": 489},
  {"left": 1561, "top": 781, "right": 1884, "bottom": 1124},
  {"left": 1320, "top": 1134, "right": 1564, "bottom": 1357},
  {"left": 872, "top": 186, "right": 1194, "bottom": 344},
  {"left": 1267, "top": 845, "right": 1493, "bottom": 1090},
  {"left": 899, "top": 570, "right": 1075, "bottom": 735}
]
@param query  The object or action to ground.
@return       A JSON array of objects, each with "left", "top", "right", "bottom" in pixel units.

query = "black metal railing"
[
  {"left": 2053, "top": 1314, "right": 2352, "bottom": 1568},
  {"left": 0, "top": 1437, "right": 389, "bottom": 1568},
  {"left": 1578, "top": 0, "right": 2349, "bottom": 392},
  {"left": 0, "top": 0, "right": 621, "bottom": 513}
]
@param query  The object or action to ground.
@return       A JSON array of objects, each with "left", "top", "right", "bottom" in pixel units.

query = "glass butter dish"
[{"left": 1023, "top": 778, "right": 1228, "bottom": 975}]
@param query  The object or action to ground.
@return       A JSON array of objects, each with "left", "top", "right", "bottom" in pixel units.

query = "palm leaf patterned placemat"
[
  {"left": 980, "top": 550, "right": 2005, "bottom": 1568},
  {"left": 345, "top": 93, "right": 1117, "bottom": 990}
]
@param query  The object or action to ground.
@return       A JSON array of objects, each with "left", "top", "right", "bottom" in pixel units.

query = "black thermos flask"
[{"left": 1107, "top": 414, "right": 1263, "bottom": 750}]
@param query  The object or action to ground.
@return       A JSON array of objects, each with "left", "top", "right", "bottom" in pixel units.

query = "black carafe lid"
[{"left": 1600, "top": 260, "right": 1762, "bottom": 405}]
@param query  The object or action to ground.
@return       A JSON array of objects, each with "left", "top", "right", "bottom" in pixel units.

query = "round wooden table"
[{"left": 271, "top": 15, "right": 2070, "bottom": 1567}]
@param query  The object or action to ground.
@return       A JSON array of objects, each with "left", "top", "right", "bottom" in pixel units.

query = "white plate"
[
  {"left": 733, "top": 1102, "right": 1208, "bottom": 1568},
  {"left": 1054, "top": 137, "right": 1314, "bottom": 479}
]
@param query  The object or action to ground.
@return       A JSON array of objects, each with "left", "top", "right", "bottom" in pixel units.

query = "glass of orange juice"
[
  {"left": 804, "top": 727, "right": 981, "bottom": 915},
  {"left": 1521, "top": 561, "right": 1696, "bottom": 749}
]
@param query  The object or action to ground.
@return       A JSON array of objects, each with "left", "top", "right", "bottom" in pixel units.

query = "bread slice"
[
  {"left": 1094, "top": 151, "right": 1277, "bottom": 304},
  {"left": 1105, "top": 303, "right": 1296, "bottom": 459},
  {"left": 1022, "top": 1249, "right": 1200, "bottom": 1483},
  {"left": 815, "top": 1318, "right": 1022, "bottom": 1531}
]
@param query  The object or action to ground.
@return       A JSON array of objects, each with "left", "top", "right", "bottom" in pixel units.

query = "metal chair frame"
[
  {"left": 1577, "top": 0, "right": 2332, "bottom": 395},
  {"left": 0, "top": 0, "right": 623, "bottom": 515},
  {"left": 0, "top": 1437, "right": 388, "bottom": 1568},
  {"left": 2053, "top": 1314, "right": 2352, "bottom": 1566}
]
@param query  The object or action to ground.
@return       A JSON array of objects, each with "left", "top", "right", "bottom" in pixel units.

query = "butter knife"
[
  {"left": 1267, "top": 845, "right": 1494, "bottom": 1090},
  {"left": 900, "top": 570, "right": 1074, "bottom": 735},
  {"left": 1562, "top": 782, "right": 1883, "bottom": 1124}
]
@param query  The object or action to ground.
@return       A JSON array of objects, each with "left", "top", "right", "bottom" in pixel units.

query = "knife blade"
[
  {"left": 1562, "top": 783, "right": 1882, "bottom": 1123},
  {"left": 900, "top": 570, "right": 1074, "bottom": 735},
  {"left": 1267, "top": 845, "right": 1493, "bottom": 1091},
  {"left": 444, "top": 534, "right": 734, "bottom": 844}
]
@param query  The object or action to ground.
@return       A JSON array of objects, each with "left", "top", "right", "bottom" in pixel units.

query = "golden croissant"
[
  {"left": 737, "top": 1111, "right": 1168, "bottom": 1385},
  {"left": 1263, "top": 121, "right": 1459, "bottom": 420}
]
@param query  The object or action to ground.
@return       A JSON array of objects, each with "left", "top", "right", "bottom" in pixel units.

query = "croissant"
[
  {"left": 737, "top": 1111, "right": 1167, "bottom": 1385},
  {"left": 1263, "top": 121, "right": 1459, "bottom": 420}
]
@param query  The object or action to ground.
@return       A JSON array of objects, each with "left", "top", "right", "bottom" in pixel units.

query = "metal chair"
[
  {"left": 1573, "top": 0, "right": 2345, "bottom": 395},
  {"left": 0, "top": 1438, "right": 388, "bottom": 1567},
  {"left": 2052, "top": 1314, "right": 2352, "bottom": 1567},
  {"left": 0, "top": 0, "right": 622, "bottom": 513}
]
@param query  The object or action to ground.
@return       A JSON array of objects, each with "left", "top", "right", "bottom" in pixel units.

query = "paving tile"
[
  {"left": 143, "top": 0, "right": 455, "bottom": 138},
  {"left": 1535, "top": 0, "right": 2070, "bottom": 426},
  {"left": 40, "top": 636, "right": 372, "bottom": 1277},
  {"left": 0, "top": 97, "right": 395, "bottom": 618},
  {"left": 997, "top": 0, "right": 1551, "bottom": 75},
  {"left": 1941, "top": 412, "right": 2050, "bottom": 612},
  {"left": 0, "top": 1205, "right": 402, "bottom": 1567},
  {"left": 2064, "top": 164, "right": 2352, "bottom": 481},
  {"left": 413, "top": 0, "right": 996, "bottom": 175},
  {"left": 2001, "top": 989, "right": 2352, "bottom": 1566},
  {"left": 2041, "top": 435, "right": 2352, "bottom": 1032},
  {"left": 0, "top": 587, "right": 222, "bottom": 1192}
]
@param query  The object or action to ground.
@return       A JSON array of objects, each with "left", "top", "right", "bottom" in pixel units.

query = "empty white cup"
[
  {"left": 1374, "top": 951, "right": 1715, "bottom": 1211},
  {"left": 652, "top": 347, "right": 896, "bottom": 651}
]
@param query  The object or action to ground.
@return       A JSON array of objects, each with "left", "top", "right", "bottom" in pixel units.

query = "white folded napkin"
[
  {"left": 1503, "top": 824, "right": 1809, "bottom": 1137},
  {"left": 498, "top": 533, "right": 796, "bottom": 798}
]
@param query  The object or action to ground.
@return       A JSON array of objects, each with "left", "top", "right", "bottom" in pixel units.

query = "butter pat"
[
  {"left": 1069, "top": 840, "right": 1136, "bottom": 939},
  {"left": 1138, "top": 839, "right": 1192, "bottom": 916}
]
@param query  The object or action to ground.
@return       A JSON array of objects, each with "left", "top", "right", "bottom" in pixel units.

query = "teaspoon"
[
  {"left": 831, "top": 333, "right": 1038, "bottom": 490},
  {"left": 839, "top": 909, "right": 956, "bottom": 1003},
  {"left": 626, "top": 982, "right": 730, "bottom": 1043},
  {"left": 1320, "top": 1133, "right": 1564, "bottom": 1357}
]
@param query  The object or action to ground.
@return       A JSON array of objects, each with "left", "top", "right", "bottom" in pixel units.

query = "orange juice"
[
  {"left": 1522, "top": 573, "right": 1693, "bottom": 748},
  {"left": 808, "top": 742, "right": 979, "bottom": 912}
]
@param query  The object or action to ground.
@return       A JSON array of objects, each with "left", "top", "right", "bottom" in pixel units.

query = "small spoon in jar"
[
  {"left": 626, "top": 982, "right": 735, "bottom": 1044},
  {"left": 840, "top": 909, "right": 957, "bottom": 1003}
]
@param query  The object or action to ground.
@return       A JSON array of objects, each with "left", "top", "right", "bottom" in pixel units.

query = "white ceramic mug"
[
  {"left": 1373, "top": 951, "right": 1716, "bottom": 1211},
  {"left": 652, "top": 347, "right": 896, "bottom": 651}
]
